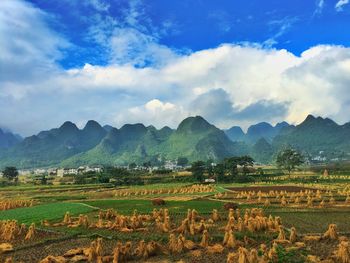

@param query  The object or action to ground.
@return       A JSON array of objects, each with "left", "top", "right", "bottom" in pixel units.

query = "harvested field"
[
  {"left": 227, "top": 185, "right": 317, "bottom": 192},
  {"left": 6, "top": 237, "right": 239, "bottom": 263},
  {"left": 3, "top": 182, "right": 350, "bottom": 262},
  {"left": 0, "top": 228, "right": 63, "bottom": 248},
  {"left": 7, "top": 237, "right": 92, "bottom": 262}
]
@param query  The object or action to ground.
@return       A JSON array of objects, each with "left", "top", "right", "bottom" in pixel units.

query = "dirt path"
[{"left": 72, "top": 202, "right": 100, "bottom": 210}]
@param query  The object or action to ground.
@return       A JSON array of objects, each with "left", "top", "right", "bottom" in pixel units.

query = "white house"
[{"left": 205, "top": 178, "right": 216, "bottom": 183}]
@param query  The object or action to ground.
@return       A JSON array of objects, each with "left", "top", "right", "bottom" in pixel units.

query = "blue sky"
[
  {"left": 29, "top": 0, "right": 350, "bottom": 67},
  {"left": 0, "top": 0, "right": 350, "bottom": 135}
]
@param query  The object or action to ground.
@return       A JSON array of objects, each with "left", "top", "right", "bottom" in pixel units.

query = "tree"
[
  {"left": 276, "top": 148, "right": 304, "bottom": 175},
  {"left": 206, "top": 159, "right": 214, "bottom": 177},
  {"left": 40, "top": 174, "right": 48, "bottom": 185},
  {"left": 108, "top": 167, "right": 131, "bottom": 178},
  {"left": 214, "top": 163, "right": 225, "bottom": 183},
  {"left": 98, "top": 174, "right": 110, "bottom": 183},
  {"left": 74, "top": 173, "right": 86, "bottom": 184},
  {"left": 222, "top": 155, "right": 255, "bottom": 182},
  {"left": 256, "top": 168, "right": 264, "bottom": 176},
  {"left": 128, "top": 163, "right": 137, "bottom": 170},
  {"left": 238, "top": 155, "right": 254, "bottom": 175},
  {"left": 237, "top": 155, "right": 254, "bottom": 167},
  {"left": 191, "top": 161, "right": 205, "bottom": 182},
  {"left": 223, "top": 157, "right": 240, "bottom": 177},
  {"left": 177, "top": 157, "right": 189, "bottom": 167},
  {"left": 143, "top": 161, "right": 151, "bottom": 168},
  {"left": 2, "top": 167, "right": 18, "bottom": 182}
]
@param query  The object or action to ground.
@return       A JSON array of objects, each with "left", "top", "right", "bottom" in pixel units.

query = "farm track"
[{"left": 71, "top": 202, "right": 101, "bottom": 210}]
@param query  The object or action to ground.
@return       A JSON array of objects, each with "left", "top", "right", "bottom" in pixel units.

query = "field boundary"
[{"left": 71, "top": 202, "right": 100, "bottom": 210}]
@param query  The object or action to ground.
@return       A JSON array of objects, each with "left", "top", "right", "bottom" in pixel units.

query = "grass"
[
  {"left": 0, "top": 183, "right": 113, "bottom": 191},
  {"left": 3, "top": 180, "right": 350, "bottom": 234},
  {"left": 0, "top": 184, "right": 115, "bottom": 203},
  {"left": 0, "top": 202, "right": 97, "bottom": 224},
  {"left": 3, "top": 173, "right": 350, "bottom": 263},
  {"left": 124, "top": 183, "right": 191, "bottom": 190},
  {"left": 0, "top": 198, "right": 224, "bottom": 225},
  {"left": 32, "top": 195, "right": 88, "bottom": 202},
  {"left": 82, "top": 198, "right": 224, "bottom": 214}
]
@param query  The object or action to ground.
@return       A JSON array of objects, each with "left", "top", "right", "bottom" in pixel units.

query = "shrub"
[{"left": 234, "top": 175, "right": 255, "bottom": 183}]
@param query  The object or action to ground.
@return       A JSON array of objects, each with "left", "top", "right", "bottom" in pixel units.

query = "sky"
[{"left": 0, "top": 0, "right": 350, "bottom": 136}]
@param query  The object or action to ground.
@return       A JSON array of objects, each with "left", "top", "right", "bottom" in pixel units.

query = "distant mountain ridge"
[
  {"left": 0, "top": 115, "right": 349, "bottom": 168},
  {"left": 225, "top": 115, "right": 350, "bottom": 163},
  {"left": 224, "top": 121, "right": 290, "bottom": 143},
  {"left": 0, "top": 121, "right": 107, "bottom": 168},
  {"left": 224, "top": 121, "right": 291, "bottom": 163},
  {"left": 225, "top": 126, "right": 245, "bottom": 142},
  {"left": 272, "top": 115, "right": 350, "bottom": 158},
  {"left": 0, "top": 128, "right": 22, "bottom": 149},
  {"left": 61, "top": 116, "right": 247, "bottom": 167},
  {"left": 0, "top": 116, "right": 247, "bottom": 168}
]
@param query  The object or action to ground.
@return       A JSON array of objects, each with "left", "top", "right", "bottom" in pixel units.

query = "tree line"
[
  {"left": 191, "top": 155, "right": 255, "bottom": 183},
  {"left": 191, "top": 147, "right": 304, "bottom": 183},
  {"left": 0, "top": 147, "right": 304, "bottom": 186}
]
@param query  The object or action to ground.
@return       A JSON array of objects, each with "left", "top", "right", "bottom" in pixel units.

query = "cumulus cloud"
[
  {"left": 190, "top": 89, "right": 288, "bottom": 128},
  {"left": 190, "top": 89, "right": 235, "bottom": 123},
  {"left": 233, "top": 100, "right": 289, "bottom": 121},
  {"left": 335, "top": 0, "right": 349, "bottom": 11},
  {"left": 281, "top": 45, "right": 350, "bottom": 124},
  {"left": 2, "top": 0, "right": 350, "bottom": 136},
  {"left": 0, "top": 0, "right": 68, "bottom": 98},
  {"left": 115, "top": 99, "right": 187, "bottom": 128},
  {"left": 50, "top": 44, "right": 350, "bottom": 131}
]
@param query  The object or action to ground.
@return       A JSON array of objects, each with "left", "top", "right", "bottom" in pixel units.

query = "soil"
[
  {"left": 0, "top": 229, "right": 62, "bottom": 248},
  {"left": 4, "top": 229, "right": 337, "bottom": 262},
  {"left": 4, "top": 237, "right": 231, "bottom": 263},
  {"left": 5, "top": 238, "right": 92, "bottom": 262},
  {"left": 305, "top": 238, "right": 341, "bottom": 260}
]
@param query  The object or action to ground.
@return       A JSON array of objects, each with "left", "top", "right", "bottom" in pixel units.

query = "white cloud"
[
  {"left": 56, "top": 44, "right": 350, "bottom": 130},
  {"left": 2, "top": 0, "right": 350, "bottom": 135},
  {"left": 264, "top": 16, "right": 298, "bottom": 47},
  {"left": 282, "top": 45, "right": 350, "bottom": 124},
  {"left": 335, "top": 0, "right": 349, "bottom": 11},
  {"left": 0, "top": 0, "right": 68, "bottom": 98},
  {"left": 87, "top": 0, "right": 110, "bottom": 12},
  {"left": 109, "top": 28, "right": 179, "bottom": 66},
  {"left": 4, "top": 40, "right": 350, "bottom": 133},
  {"left": 314, "top": 0, "right": 325, "bottom": 15},
  {"left": 115, "top": 99, "right": 187, "bottom": 128},
  {"left": 144, "top": 99, "right": 176, "bottom": 112},
  {"left": 85, "top": 0, "right": 180, "bottom": 66}
]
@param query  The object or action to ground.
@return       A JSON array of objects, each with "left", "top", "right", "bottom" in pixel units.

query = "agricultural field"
[{"left": 1, "top": 180, "right": 350, "bottom": 262}]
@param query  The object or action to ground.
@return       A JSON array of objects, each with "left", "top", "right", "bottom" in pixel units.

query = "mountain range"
[
  {"left": 0, "top": 128, "right": 22, "bottom": 149},
  {"left": 0, "top": 115, "right": 349, "bottom": 169},
  {"left": 224, "top": 121, "right": 290, "bottom": 143}
]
